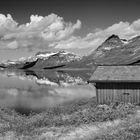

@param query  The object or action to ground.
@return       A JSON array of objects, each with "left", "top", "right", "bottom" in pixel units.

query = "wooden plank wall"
[{"left": 96, "top": 82, "right": 140, "bottom": 104}]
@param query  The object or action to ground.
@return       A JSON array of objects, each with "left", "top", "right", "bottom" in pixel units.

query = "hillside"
[
  {"left": 2, "top": 34, "right": 140, "bottom": 69},
  {"left": 88, "top": 34, "right": 140, "bottom": 65},
  {"left": 1, "top": 51, "right": 82, "bottom": 69}
]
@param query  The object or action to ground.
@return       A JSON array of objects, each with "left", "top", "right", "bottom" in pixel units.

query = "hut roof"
[{"left": 89, "top": 66, "right": 140, "bottom": 82}]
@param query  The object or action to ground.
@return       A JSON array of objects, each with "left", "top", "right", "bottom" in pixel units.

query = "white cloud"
[
  {"left": 26, "top": 15, "right": 43, "bottom": 26},
  {"left": 23, "top": 14, "right": 81, "bottom": 41},
  {"left": 7, "top": 41, "right": 18, "bottom": 49},
  {"left": 51, "top": 18, "right": 140, "bottom": 52},
  {"left": 40, "top": 18, "right": 81, "bottom": 41},
  {"left": 0, "top": 13, "right": 140, "bottom": 54},
  {"left": 7, "top": 88, "right": 18, "bottom": 96},
  {"left": 48, "top": 20, "right": 63, "bottom": 31},
  {"left": 131, "top": 19, "right": 140, "bottom": 31},
  {"left": 0, "top": 14, "right": 17, "bottom": 38},
  {"left": 49, "top": 36, "right": 102, "bottom": 50},
  {"left": 0, "top": 14, "right": 17, "bottom": 29},
  {"left": 0, "top": 13, "right": 81, "bottom": 49}
]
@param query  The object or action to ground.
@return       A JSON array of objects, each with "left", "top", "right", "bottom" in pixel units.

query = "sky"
[{"left": 0, "top": 0, "right": 140, "bottom": 62}]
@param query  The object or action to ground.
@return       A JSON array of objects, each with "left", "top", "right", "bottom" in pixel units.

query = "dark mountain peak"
[
  {"left": 106, "top": 34, "right": 119, "bottom": 40},
  {"left": 105, "top": 34, "right": 121, "bottom": 43},
  {"left": 96, "top": 34, "right": 122, "bottom": 51},
  {"left": 87, "top": 34, "right": 140, "bottom": 65},
  {"left": 121, "top": 39, "right": 127, "bottom": 42}
]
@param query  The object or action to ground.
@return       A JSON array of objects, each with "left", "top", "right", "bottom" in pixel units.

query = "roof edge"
[{"left": 88, "top": 80, "right": 140, "bottom": 83}]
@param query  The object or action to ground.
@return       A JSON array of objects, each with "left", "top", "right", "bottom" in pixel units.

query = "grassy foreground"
[{"left": 0, "top": 98, "right": 139, "bottom": 140}]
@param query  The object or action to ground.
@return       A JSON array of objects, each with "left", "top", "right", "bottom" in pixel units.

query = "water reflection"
[
  {"left": 0, "top": 68, "right": 140, "bottom": 115},
  {"left": 0, "top": 69, "right": 96, "bottom": 114}
]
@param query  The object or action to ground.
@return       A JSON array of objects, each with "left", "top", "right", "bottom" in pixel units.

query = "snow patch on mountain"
[
  {"left": 2, "top": 50, "right": 81, "bottom": 68},
  {"left": 121, "top": 39, "right": 129, "bottom": 44},
  {"left": 36, "top": 52, "right": 57, "bottom": 59}
]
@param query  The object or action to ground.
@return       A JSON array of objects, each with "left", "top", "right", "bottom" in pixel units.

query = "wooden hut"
[{"left": 89, "top": 66, "right": 140, "bottom": 104}]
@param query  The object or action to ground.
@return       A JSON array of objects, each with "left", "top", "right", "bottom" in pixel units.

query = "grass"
[{"left": 0, "top": 98, "right": 139, "bottom": 140}]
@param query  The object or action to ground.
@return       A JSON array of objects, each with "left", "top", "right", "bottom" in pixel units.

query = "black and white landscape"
[{"left": 0, "top": 0, "right": 140, "bottom": 139}]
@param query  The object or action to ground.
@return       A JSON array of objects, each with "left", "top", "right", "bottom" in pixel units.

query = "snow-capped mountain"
[
  {"left": 32, "top": 50, "right": 81, "bottom": 69},
  {"left": 35, "top": 50, "right": 81, "bottom": 61},
  {"left": 2, "top": 34, "right": 140, "bottom": 69},
  {"left": 2, "top": 50, "right": 81, "bottom": 69}
]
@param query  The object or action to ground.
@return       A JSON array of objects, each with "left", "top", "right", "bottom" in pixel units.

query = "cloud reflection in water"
[{"left": 0, "top": 69, "right": 96, "bottom": 113}]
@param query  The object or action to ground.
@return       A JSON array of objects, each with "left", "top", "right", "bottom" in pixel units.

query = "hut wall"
[{"left": 95, "top": 82, "right": 140, "bottom": 104}]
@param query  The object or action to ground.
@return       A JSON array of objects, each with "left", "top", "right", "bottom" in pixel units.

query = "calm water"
[
  {"left": 0, "top": 68, "right": 140, "bottom": 115},
  {"left": 0, "top": 69, "right": 96, "bottom": 114}
]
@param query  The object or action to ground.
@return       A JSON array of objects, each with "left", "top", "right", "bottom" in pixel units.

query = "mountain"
[
  {"left": 63, "top": 34, "right": 140, "bottom": 68},
  {"left": 32, "top": 50, "right": 81, "bottom": 69},
  {"left": 2, "top": 50, "right": 81, "bottom": 69},
  {"left": 62, "top": 56, "right": 96, "bottom": 69},
  {"left": 2, "top": 34, "right": 140, "bottom": 69},
  {"left": 96, "top": 34, "right": 124, "bottom": 51},
  {"left": 86, "top": 34, "right": 140, "bottom": 65}
]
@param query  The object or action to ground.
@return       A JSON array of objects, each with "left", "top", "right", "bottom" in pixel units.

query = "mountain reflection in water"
[{"left": 0, "top": 69, "right": 96, "bottom": 114}]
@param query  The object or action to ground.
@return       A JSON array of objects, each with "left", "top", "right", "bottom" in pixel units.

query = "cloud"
[
  {"left": 7, "top": 88, "right": 18, "bottom": 96},
  {"left": 26, "top": 15, "right": 43, "bottom": 26},
  {"left": 0, "top": 14, "right": 17, "bottom": 29},
  {"left": 7, "top": 41, "right": 18, "bottom": 49},
  {"left": 0, "top": 14, "right": 17, "bottom": 39},
  {"left": 40, "top": 18, "right": 81, "bottom": 41},
  {"left": 49, "top": 36, "right": 102, "bottom": 50},
  {"left": 131, "top": 19, "right": 140, "bottom": 31},
  {"left": 0, "top": 13, "right": 140, "bottom": 54},
  {"left": 51, "top": 18, "right": 140, "bottom": 52},
  {"left": 0, "top": 13, "right": 81, "bottom": 49}
]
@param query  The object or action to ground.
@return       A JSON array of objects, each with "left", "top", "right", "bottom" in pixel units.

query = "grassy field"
[{"left": 0, "top": 98, "right": 139, "bottom": 140}]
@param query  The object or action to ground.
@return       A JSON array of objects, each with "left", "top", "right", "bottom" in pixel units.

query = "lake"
[
  {"left": 0, "top": 68, "right": 140, "bottom": 115},
  {"left": 0, "top": 69, "right": 96, "bottom": 114}
]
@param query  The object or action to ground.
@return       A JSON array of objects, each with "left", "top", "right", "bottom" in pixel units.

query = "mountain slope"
[
  {"left": 2, "top": 51, "right": 81, "bottom": 69},
  {"left": 87, "top": 34, "right": 140, "bottom": 65},
  {"left": 2, "top": 34, "right": 140, "bottom": 69},
  {"left": 31, "top": 50, "right": 81, "bottom": 69}
]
